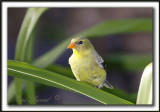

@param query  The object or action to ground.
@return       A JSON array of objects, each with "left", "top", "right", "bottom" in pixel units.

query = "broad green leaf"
[
  {"left": 33, "top": 18, "right": 152, "bottom": 68},
  {"left": 136, "top": 63, "right": 152, "bottom": 104},
  {"left": 46, "top": 64, "right": 137, "bottom": 103},
  {"left": 8, "top": 60, "right": 133, "bottom": 105},
  {"left": 10, "top": 64, "right": 136, "bottom": 104},
  {"left": 46, "top": 64, "right": 74, "bottom": 78},
  {"left": 13, "top": 8, "right": 48, "bottom": 104}
]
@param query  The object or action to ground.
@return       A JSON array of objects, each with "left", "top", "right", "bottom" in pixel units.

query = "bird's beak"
[{"left": 67, "top": 43, "right": 76, "bottom": 49}]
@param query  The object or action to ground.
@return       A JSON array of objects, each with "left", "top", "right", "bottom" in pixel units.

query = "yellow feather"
[{"left": 69, "top": 48, "right": 106, "bottom": 87}]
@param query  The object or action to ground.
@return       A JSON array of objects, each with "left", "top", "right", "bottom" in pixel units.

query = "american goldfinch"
[{"left": 67, "top": 36, "right": 113, "bottom": 89}]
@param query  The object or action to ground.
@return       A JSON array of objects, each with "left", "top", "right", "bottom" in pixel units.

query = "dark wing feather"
[
  {"left": 101, "top": 61, "right": 107, "bottom": 71},
  {"left": 95, "top": 55, "right": 107, "bottom": 71},
  {"left": 95, "top": 53, "right": 113, "bottom": 89}
]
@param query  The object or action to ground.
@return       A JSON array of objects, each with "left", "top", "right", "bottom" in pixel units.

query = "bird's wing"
[{"left": 95, "top": 54, "right": 107, "bottom": 70}]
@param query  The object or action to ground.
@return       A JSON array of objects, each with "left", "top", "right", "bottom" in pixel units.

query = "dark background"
[{"left": 8, "top": 8, "right": 152, "bottom": 104}]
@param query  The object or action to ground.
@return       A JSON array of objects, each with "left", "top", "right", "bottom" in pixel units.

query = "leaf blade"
[
  {"left": 11, "top": 8, "right": 48, "bottom": 104},
  {"left": 136, "top": 63, "right": 152, "bottom": 104},
  {"left": 8, "top": 60, "right": 133, "bottom": 105}
]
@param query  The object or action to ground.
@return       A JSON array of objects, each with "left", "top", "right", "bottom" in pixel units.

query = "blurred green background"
[{"left": 8, "top": 8, "right": 152, "bottom": 104}]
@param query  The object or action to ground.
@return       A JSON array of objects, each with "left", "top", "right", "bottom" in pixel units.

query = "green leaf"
[
  {"left": 15, "top": 8, "right": 48, "bottom": 61},
  {"left": 33, "top": 18, "right": 152, "bottom": 68},
  {"left": 46, "top": 64, "right": 138, "bottom": 103},
  {"left": 8, "top": 81, "right": 15, "bottom": 103},
  {"left": 25, "top": 80, "right": 36, "bottom": 104},
  {"left": 136, "top": 63, "right": 152, "bottom": 104},
  {"left": 14, "top": 78, "right": 23, "bottom": 104},
  {"left": 8, "top": 60, "right": 133, "bottom": 105},
  {"left": 24, "top": 31, "right": 36, "bottom": 104},
  {"left": 12, "top": 8, "right": 48, "bottom": 104},
  {"left": 46, "top": 64, "right": 74, "bottom": 78},
  {"left": 81, "top": 18, "right": 152, "bottom": 38}
]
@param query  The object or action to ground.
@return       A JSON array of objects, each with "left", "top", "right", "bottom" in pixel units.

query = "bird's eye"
[{"left": 79, "top": 41, "right": 83, "bottom": 44}]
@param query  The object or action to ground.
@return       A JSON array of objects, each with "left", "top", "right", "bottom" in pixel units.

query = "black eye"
[{"left": 79, "top": 41, "right": 83, "bottom": 44}]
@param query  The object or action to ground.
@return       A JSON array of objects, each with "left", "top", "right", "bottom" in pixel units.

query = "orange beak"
[{"left": 67, "top": 43, "right": 76, "bottom": 49}]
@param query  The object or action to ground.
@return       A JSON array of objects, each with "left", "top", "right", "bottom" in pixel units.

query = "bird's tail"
[{"left": 103, "top": 80, "right": 113, "bottom": 89}]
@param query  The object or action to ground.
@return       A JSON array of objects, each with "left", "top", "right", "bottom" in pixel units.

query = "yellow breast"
[{"left": 69, "top": 54, "right": 106, "bottom": 86}]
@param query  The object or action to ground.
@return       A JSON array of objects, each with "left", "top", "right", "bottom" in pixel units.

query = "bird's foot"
[{"left": 95, "top": 84, "right": 103, "bottom": 89}]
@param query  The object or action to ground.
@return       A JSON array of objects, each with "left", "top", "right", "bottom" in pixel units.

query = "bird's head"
[{"left": 67, "top": 36, "right": 94, "bottom": 54}]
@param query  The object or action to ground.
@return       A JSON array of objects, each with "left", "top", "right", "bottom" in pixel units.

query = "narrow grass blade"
[
  {"left": 14, "top": 78, "right": 23, "bottom": 104},
  {"left": 8, "top": 60, "right": 133, "bottom": 105},
  {"left": 136, "top": 63, "right": 152, "bottom": 104},
  {"left": 24, "top": 32, "right": 36, "bottom": 104},
  {"left": 25, "top": 80, "right": 36, "bottom": 104},
  {"left": 12, "top": 8, "right": 48, "bottom": 104},
  {"left": 8, "top": 81, "right": 15, "bottom": 103},
  {"left": 15, "top": 8, "right": 48, "bottom": 61}
]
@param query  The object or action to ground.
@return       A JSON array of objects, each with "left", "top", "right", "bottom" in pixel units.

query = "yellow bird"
[{"left": 67, "top": 36, "right": 113, "bottom": 89}]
